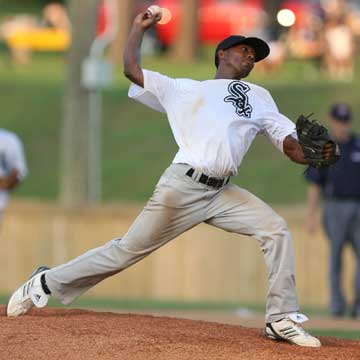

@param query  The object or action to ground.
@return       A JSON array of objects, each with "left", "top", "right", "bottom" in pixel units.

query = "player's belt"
[{"left": 186, "top": 168, "right": 230, "bottom": 189}]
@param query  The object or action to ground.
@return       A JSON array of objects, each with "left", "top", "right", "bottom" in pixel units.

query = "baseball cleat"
[
  {"left": 264, "top": 313, "right": 321, "bottom": 347},
  {"left": 6, "top": 266, "right": 51, "bottom": 317}
]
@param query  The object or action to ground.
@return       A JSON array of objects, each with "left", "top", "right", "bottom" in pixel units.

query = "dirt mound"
[{"left": 1, "top": 306, "right": 359, "bottom": 360}]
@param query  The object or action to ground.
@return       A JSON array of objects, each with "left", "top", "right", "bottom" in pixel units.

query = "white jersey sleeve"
[
  {"left": 128, "top": 69, "right": 177, "bottom": 113},
  {"left": 2, "top": 133, "right": 27, "bottom": 180},
  {"left": 142, "top": 69, "right": 177, "bottom": 110},
  {"left": 260, "top": 90, "right": 296, "bottom": 153},
  {"left": 128, "top": 83, "right": 166, "bottom": 113}
]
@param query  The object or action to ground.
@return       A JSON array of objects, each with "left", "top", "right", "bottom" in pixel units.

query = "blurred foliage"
[
  {"left": 1, "top": 44, "right": 360, "bottom": 204},
  {"left": 0, "top": 0, "right": 63, "bottom": 19},
  {"left": 0, "top": 0, "right": 64, "bottom": 8}
]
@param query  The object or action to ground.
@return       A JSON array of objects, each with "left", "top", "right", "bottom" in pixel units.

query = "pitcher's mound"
[{"left": 1, "top": 306, "right": 359, "bottom": 360}]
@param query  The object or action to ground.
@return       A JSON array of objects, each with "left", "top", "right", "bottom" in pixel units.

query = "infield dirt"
[{"left": 1, "top": 306, "right": 359, "bottom": 360}]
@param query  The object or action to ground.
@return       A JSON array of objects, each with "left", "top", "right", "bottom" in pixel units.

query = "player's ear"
[{"left": 218, "top": 49, "right": 227, "bottom": 64}]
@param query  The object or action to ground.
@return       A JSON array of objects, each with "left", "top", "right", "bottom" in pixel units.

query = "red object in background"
[
  {"left": 156, "top": 0, "right": 264, "bottom": 46},
  {"left": 96, "top": 1, "right": 107, "bottom": 37},
  {"left": 96, "top": 0, "right": 118, "bottom": 40}
]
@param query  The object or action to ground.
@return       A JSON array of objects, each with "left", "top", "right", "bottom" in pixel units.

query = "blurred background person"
[
  {"left": 321, "top": 0, "right": 356, "bottom": 79},
  {"left": 0, "top": 2, "right": 70, "bottom": 65},
  {"left": 346, "top": 0, "right": 360, "bottom": 40},
  {"left": 321, "top": 0, "right": 346, "bottom": 19},
  {"left": 256, "top": 40, "right": 287, "bottom": 74},
  {"left": 40, "top": 2, "right": 71, "bottom": 32},
  {"left": 285, "top": 2, "right": 324, "bottom": 61},
  {"left": 0, "top": 129, "right": 27, "bottom": 229},
  {"left": 305, "top": 103, "right": 360, "bottom": 319},
  {"left": 0, "top": 13, "right": 38, "bottom": 64},
  {"left": 322, "top": 15, "right": 355, "bottom": 79}
]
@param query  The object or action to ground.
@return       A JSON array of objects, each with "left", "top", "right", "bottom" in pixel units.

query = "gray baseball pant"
[
  {"left": 323, "top": 199, "right": 360, "bottom": 315},
  {"left": 46, "top": 163, "right": 299, "bottom": 323}
]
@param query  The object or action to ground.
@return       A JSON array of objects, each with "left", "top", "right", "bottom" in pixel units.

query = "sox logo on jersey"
[{"left": 224, "top": 81, "right": 253, "bottom": 118}]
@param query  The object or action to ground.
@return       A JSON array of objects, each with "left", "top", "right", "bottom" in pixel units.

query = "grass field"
[
  {"left": 1, "top": 50, "right": 360, "bottom": 204},
  {"left": 1, "top": 294, "right": 358, "bottom": 340},
  {"left": 310, "top": 329, "right": 359, "bottom": 340}
]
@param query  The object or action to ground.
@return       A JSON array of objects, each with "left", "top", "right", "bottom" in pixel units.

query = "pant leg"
[
  {"left": 323, "top": 201, "right": 348, "bottom": 314},
  {"left": 205, "top": 184, "right": 299, "bottom": 323},
  {"left": 347, "top": 203, "right": 360, "bottom": 313},
  {"left": 46, "top": 164, "right": 208, "bottom": 305}
]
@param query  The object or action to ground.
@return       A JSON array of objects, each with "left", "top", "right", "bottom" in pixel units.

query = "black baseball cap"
[
  {"left": 330, "top": 103, "right": 352, "bottom": 122},
  {"left": 214, "top": 35, "right": 270, "bottom": 68}
]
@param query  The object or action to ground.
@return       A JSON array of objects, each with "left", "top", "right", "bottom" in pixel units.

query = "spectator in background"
[
  {"left": 347, "top": 2, "right": 360, "bottom": 39},
  {"left": 322, "top": 15, "right": 355, "bottom": 79},
  {"left": 0, "top": 14, "right": 38, "bottom": 64},
  {"left": 320, "top": 0, "right": 356, "bottom": 79},
  {"left": 286, "top": 11, "right": 323, "bottom": 60},
  {"left": 41, "top": 2, "right": 71, "bottom": 32},
  {"left": 321, "top": 0, "right": 346, "bottom": 19},
  {"left": 0, "top": 2, "right": 70, "bottom": 65},
  {"left": 256, "top": 40, "right": 287, "bottom": 74},
  {"left": 305, "top": 103, "right": 360, "bottom": 319},
  {"left": 0, "top": 129, "right": 27, "bottom": 228}
]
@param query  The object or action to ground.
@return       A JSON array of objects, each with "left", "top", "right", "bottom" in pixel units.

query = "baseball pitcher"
[{"left": 7, "top": 8, "right": 339, "bottom": 348}]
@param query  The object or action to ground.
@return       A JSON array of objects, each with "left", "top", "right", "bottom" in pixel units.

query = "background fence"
[{"left": 0, "top": 199, "right": 356, "bottom": 307}]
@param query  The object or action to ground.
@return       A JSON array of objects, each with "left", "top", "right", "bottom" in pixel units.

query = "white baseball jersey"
[
  {"left": 129, "top": 69, "right": 296, "bottom": 177},
  {"left": 0, "top": 129, "right": 27, "bottom": 210}
]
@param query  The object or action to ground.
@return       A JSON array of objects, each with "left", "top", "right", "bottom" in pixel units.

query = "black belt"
[{"left": 186, "top": 168, "right": 230, "bottom": 189}]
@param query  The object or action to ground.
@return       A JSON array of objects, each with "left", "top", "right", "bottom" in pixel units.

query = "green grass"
[
  {"left": 0, "top": 293, "right": 344, "bottom": 316},
  {"left": 310, "top": 329, "right": 359, "bottom": 340},
  {"left": 2, "top": 50, "right": 360, "bottom": 204},
  {"left": 0, "top": 0, "right": 59, "bottom": 17},
  {"left": 0, "top": 294, "right": 266, "bottom": 312},
  {"left": 1, "top": 294, "right": 358, "bottom": 339}
]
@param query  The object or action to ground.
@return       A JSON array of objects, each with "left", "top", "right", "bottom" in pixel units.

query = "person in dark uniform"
[{"left": 305, "top": 103, "right": 360, "bottom": 318}]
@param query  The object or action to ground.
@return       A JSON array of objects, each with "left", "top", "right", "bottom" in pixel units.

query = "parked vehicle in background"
[{"left": 154, "top": 0, "right": 267, "bottom": 47}]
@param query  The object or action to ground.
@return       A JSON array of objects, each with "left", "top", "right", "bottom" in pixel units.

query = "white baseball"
[{"left": 147, "top": 5, "right": 163, "bottom": 20}]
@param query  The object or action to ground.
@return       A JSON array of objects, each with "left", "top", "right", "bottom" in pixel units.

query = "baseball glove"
[{"left": 296, "top": 113, "right": 340, "bottom": 168}]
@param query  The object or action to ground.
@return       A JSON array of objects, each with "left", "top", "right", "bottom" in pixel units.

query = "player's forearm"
[
  {"left": 123, "top": 25, "right": 145, "bottom": 87},
  {"left": 283, "top": 135, "right": 308, "bottom": 165}
]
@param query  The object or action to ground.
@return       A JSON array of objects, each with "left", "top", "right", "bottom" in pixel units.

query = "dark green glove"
[{"left": 296, "top": 113, "right": 340, "bottom": 168}]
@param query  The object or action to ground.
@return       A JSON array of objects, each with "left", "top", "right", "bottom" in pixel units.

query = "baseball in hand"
[{"left": 146, "top": 5, "right": 163, "bottom": 22}]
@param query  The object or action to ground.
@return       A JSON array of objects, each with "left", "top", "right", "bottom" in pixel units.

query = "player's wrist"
[
  {"left": 131, "top": 22, "right": 147, "bottom": 34},
  {"left": 133, "top": 12, "right": 156, "bottom": 31}
]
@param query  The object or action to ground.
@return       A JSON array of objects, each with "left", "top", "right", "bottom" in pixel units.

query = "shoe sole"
[
  {"left": 6, "top": 265, "right": 50, "bottom": 316},
  {"left": 263, "top": 329, "right": 286, "bottom": 342},
  {"left": 264, "top": 328, "right": 320, "bottom": 347}
]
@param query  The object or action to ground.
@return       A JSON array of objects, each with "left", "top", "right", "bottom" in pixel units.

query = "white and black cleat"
[
  {"left": 264, "top": 313, "right": 321, "bottom": 347},
  {"left": 6, "top": 266, "right": 51, "bottom": 317}
]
